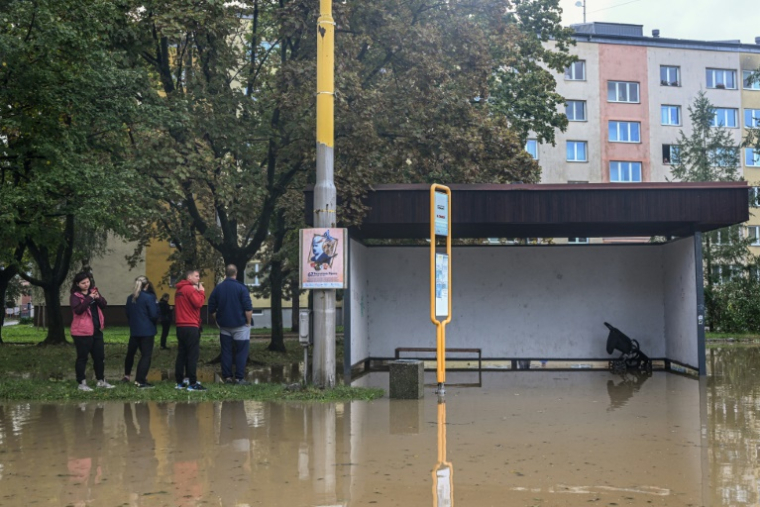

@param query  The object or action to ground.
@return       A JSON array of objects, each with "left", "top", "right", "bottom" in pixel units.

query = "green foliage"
[{"left": 706, "top": 278, "right": 760, "bottom": 333}]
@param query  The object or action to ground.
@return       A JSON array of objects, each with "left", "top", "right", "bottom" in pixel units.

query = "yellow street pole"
[{"left": 313, "top": 0, "right": 337, "bottom": 387}]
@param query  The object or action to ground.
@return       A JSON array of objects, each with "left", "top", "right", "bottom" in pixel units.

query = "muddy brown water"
[{"left": 0, "top": 347, "right": 757, "bottom": 506}]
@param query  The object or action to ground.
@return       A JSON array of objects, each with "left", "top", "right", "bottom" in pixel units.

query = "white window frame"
[
  {"left": 609, "top": 161, "right": 642, "bottom": 182},
  {"left": 662, "top": 144, "right": 680, "bottom": 165},
  {"left": 747, "top": 226, "right": 760, "bottom": 246},
  {"left": 245, "top": 262, "right": 261, "bottom": 287},
  {"left": 744, "top": 108, "right": 760, "bottom": 128},
  {"left": 566, "top": 141, "right": 588, "bottom": 162},
  {"left": 750, "top": 187, "right": 760, "bottom": 207},
  {"left": 565, "top": 100, "right": 587, "bottom": 121},
  {"left": 607, "top": 81, "right": 640, "bottom": 103},
  {"left": 608, "top": 121, "right": 641, "bottom": 143},
  {"left": 525, "top": 139, "right": 538, "bottom": 160},
  {"left": 568, "top": 237, "right": 589, "bottom": 244},
  {"left": 706, "top": 68, "right": 737, "bottom": 90},
  {"left": 743, "top": 70, "right": 760, "bottom": 90},
  {"left": 660, "top": 105, "right": 681, "bottom": 126},
  {"left": 746, "top": 148, "right": 760, "bottom": 167},
  {"left": 564, "top": 61, "right": 586, "bottom": 81},
  {"left": 710, "top": 108, "right": 738, "bottom": 128},
  {"left": 716, "top": 264, "right": 741, "bottom": 284},
  {"left": 660, "top": 66, "right": 680, "bottom": 87}
]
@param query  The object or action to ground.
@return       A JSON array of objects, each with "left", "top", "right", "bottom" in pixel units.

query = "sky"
[{"left": 557, "top": 0, "right": 759, "bottom": 45}]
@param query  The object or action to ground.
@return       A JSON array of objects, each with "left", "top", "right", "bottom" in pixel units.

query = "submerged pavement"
[{"left": 0, "top": 347, "right": 757, "bottom": 506}]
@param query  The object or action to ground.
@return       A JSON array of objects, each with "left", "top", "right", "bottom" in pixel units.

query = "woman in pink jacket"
[{"left": 70, "top": 272, "right": 114, "bottom": 391}]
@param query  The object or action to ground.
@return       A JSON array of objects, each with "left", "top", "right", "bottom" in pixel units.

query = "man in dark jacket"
[
  {"left": 174, "top": 270, "right": 207, "bottom": 391},
  {"left": 208, "top": 265, "right": 253, "bottom": 385}
]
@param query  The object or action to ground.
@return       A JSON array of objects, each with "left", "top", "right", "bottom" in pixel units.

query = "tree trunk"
[
  {"left": 42, "top": 284, "right": 67, "bottom": 345},
  {"left": 268, "top": 257, "right": 286, "bottom": 352},
  {"left": 290, "top": 278, "right": 300, "bottom": 334}
]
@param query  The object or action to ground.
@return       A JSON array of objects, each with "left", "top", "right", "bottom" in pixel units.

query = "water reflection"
[{"left": 3, "top": 349, "right": 760, "bottom": 506}]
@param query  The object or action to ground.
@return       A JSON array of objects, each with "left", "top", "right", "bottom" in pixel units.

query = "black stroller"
[{"left": 604, "top": 322, "right": 651, "bottom": 374}]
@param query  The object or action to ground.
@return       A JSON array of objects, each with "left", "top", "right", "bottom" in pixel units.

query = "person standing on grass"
[
  {"left": 208, "top": 265, "right": 253, "bottom": 385},
  {"left": 158, "top": 293, "right": 172, "bottom": 350},
  {"left": 69, "top": 272, "right": 114, "bottom": 391},
  {"left": 174, "top": 269, "right": 207, "bottom": 391},
  {"left": 123, "top": 276, "right": 159, "bottom": 388}
]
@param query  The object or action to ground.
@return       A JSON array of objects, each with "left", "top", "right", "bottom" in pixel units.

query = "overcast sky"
[{"left": 557, "top": 0, "right": 760, "bottom": 45}]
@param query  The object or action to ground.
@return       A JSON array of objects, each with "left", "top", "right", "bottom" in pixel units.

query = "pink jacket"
[{"left": 70, "top": 292, "right": 107, "bottom": 337}]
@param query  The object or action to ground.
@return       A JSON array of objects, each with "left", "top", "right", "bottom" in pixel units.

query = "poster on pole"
[
  {"left": 435, "top": 253, "right": 449, "bottom": 317},
  {"left": 299, "top": 228, "right": 347, "bottom": 289},
  {"left": 434, "top": 192, "right": 449, "bottom": 237}
]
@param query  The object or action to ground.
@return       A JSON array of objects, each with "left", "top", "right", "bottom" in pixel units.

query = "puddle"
[{"left": 0, "top": 347, "right": 758, "bottom": 505}]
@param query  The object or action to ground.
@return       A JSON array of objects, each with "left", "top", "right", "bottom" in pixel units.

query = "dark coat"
[{"left": 125, "top": 291, "right": 159, "bottom": 337}]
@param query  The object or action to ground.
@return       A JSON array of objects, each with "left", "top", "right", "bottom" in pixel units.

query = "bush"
[
  {"left": 18, "top": 317, "right": 34, "bottom": 325},
  {"left": 707, "top": 279, "right": 760, "bottom": 333}
]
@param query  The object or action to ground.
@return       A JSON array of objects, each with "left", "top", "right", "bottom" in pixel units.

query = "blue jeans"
[{"left": 220, "top": 334, "right": 250, "bottom": 380}]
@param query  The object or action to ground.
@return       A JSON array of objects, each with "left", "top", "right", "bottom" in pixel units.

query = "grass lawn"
[
  {"left": 0, "top": 325, "right": 377, "bottom": 403},
  {"left": 706, "top": 332, "right": 760, "bottom": 342}
]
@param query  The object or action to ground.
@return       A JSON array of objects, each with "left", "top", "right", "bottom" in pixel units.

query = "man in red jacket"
[{"left": 174, "top": 270, "right": 207, "bottom": 391}]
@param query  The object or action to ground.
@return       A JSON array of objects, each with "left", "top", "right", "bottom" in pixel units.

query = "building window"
[
  {"left": 565, "top": 61, "right": 586, "bottom": 81},
  {"left": 608, "top": 121, "right": 641, "bottom": 143},
  {"left": 746, "top": 148, "right": 760, "bottom": 167},
  {"left": 744, "top": 108, "right": 760, "bottom": 128},
  {"left": 662, "top": 144, "right": 680, "bottom": 165},
  {"left": 565, "top": 100, "right": 587, "bottom": 121},
  {"left": 750, "top": 187, "right": 760, "bottom": 207},
  {"left": 714, "top": 230, "right": 733, "bottom": 246},
  {"left": 568, "top": 237, "right": 589, "bottom": 244},
  {"left": 610, "top": 161, "right": 642, "bottom": 182},
  {"left": 660, "top": 66, "right": 680, "bottom": 86},
  {"left": 245, "top": 262, "right": 261, "bottom": 287},
  {"left": 706, "top": 68, "right": 737, "bottom": 89},
  {"left": 743, "top": 70, "right": 760, "bottom": 90},
  {"left": 607, "top": 81, "right": 640, "bottom": 103},
  {"left": 715, "top": 264, "right": 741, "bottom": 284},
  {"left": 661, "top": 105, "right": 681, "bottom": 126},
  {"left": 747, "top": 226, "right": 760, "bottom": 246},
  {"left": 525, "top": 139, "right": 538, "bottom": 159},
  {"left": 710, "top": 108, "right": 738, "bottom": 128},
  {"left": 566, "top": 141, "right": 588, "bottom": 162},
  {"left": 709, "top": 147, "right": 738, "bottom": 167}
]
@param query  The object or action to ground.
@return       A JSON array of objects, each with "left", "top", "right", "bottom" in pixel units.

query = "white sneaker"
[
  {"left": 78, "top": 381, "right": 93, "bottom": 392},
  {"left": 96, "top": 379, "right": 115, "bottom": 389}
]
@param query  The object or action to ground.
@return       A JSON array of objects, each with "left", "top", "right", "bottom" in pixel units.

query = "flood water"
[{"left": 0, "top": 346, "right": 758, "bottom": 506}]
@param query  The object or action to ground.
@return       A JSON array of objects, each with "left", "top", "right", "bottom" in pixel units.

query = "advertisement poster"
[
  {"left": 300, "top": 228, "right": 346, "bottom": 289},
  {"left": 435, "top": 253, "right": 449, "bottom": 317},
  {"left": 434, "top": 191, "right": 449, "bottom": 237}
]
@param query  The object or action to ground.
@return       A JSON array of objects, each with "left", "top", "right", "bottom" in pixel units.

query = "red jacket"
[{"left": 174, "top": 280, "right": 205, "bottom": 327}]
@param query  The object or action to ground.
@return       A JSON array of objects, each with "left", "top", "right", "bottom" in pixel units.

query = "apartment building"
[{"left": 532, "top": 22, "right": 760, "bottom": 248}]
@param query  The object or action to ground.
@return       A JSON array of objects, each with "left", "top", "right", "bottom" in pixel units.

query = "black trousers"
[
  {"left": 74, "top": 332, "right": 105, "bottom": 383},
  {"left": 160, "top": 322, "right": 171, "bottom": 348},
  {"left": 124, "top": 335, "right": 155, "bottom": 384},
  {"left": 175, "top": 326, "right": 200, "bottom": 385}
]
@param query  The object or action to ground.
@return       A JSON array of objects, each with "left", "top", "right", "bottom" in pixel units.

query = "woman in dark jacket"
[
  {"left": 123, "top": 276, "right": 159, "bottom": 388},
  {"left": 70, "top": 272, "right": 113, "bottom": 391}
]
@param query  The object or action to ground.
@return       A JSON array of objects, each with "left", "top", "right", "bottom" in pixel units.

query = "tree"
[
  {"left": 670, "top": 91, "right": 756, "bottom": 328},
  {"left": 743, "top": 68, "right": 760, "bottom": 162},
  {"left": 0, "top": 0, "right": 152, "bottom": 344}
]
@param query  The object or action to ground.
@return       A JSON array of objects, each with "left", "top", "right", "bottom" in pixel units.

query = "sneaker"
[
  {"left": 96, "top": 379, "right": 115, "bottom": 389},
  {"left": 121, "top": 376, "right": 131, "bottom": 383},
  {"left": 78, "top": 380, "right": 93, "bottom": 392},
  {"left": 182, "top": 377, "right": 190, "bottom": 387},
  {"left": 135, "top": 382, "right": 154, "bottom": 389},
  {"left": 186, "top": 382, "right": 207, "bottom": 392},
  {"left": 175, "top": 383, "right": 186, "bottom": 390},
  {"left": 235, "top": 379, "right": 251, "bottom": 386},
  {"left": 223, "top": 377, "right": 235, "bottom": 384}
]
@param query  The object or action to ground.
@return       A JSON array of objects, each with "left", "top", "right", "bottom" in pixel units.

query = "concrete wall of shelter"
[
  {"left": 353, "top": 244, "right": 698, "bottom": 362},
  {"left": 348, "top": 239, "right": 370, "bottom": 367},
  {"left": 662, "top": 237, "right": 699, "bottom": 368}
]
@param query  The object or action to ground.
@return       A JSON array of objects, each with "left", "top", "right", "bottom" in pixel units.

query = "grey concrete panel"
[{"left": 662, "top": 238, "right": 698, "bottom": 368}]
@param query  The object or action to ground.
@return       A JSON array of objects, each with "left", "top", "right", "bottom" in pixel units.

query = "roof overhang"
[{"left": 305, "top": 182, "right": 750, "bottom": 240}]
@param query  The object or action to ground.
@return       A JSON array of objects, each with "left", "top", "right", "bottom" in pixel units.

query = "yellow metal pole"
[
  {"left": 430, "top": 184, "right": 452, "bottom": 391},
  {"left": 313, "top": 0, "right": 337, "bottom": 387}
]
